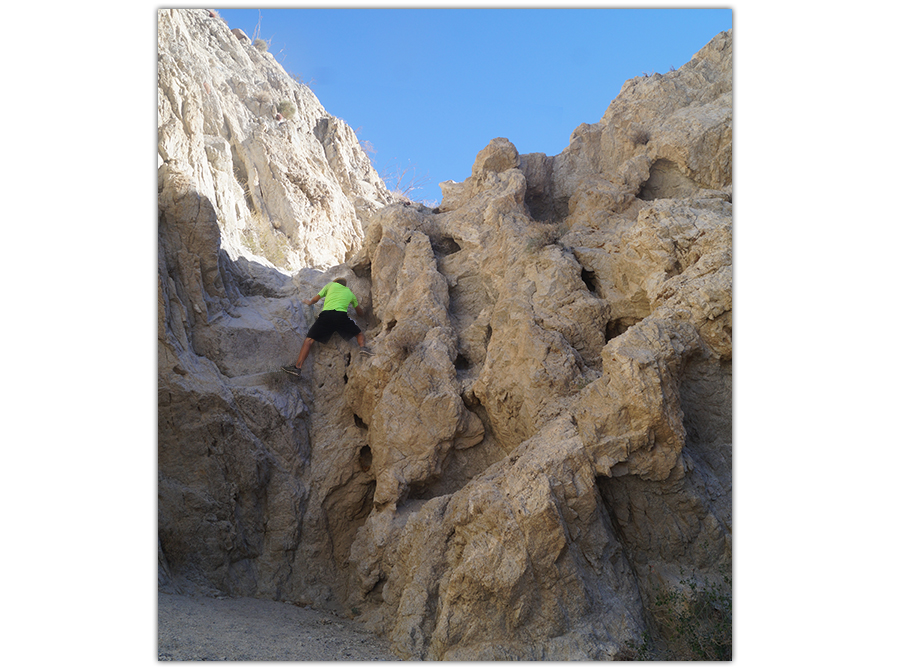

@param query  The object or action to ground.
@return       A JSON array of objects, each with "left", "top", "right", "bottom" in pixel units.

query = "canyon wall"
[{"left": 158, "top": 9, "right": 732, "bottom": 660}]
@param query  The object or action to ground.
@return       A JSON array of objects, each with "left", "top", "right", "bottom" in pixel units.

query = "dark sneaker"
[
  {"left": 281, "top": 365, "right": 302, "bottom": 376},
  {"left": 358, "top": 347, "right": 374, "bottom": 357}
]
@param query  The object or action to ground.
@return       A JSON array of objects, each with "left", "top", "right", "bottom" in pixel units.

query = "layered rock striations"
[
  {"left": 157, "top": 9, "right": 391, "bottom": 273},
  {"left": 158, "top": 9, "right": 732, "bottom": 660}
]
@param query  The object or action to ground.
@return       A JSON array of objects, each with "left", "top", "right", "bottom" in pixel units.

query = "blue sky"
[{"left": 216, "top": 7, "right": 732, "bottom": 205}]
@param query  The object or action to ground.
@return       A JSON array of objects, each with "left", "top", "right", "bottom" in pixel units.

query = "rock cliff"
[
  {"left": 158, "top": 9, "right": 732, "bottom": 660},
  {"left": 157, "top": 9, "right": 391, "bottom": 273}
]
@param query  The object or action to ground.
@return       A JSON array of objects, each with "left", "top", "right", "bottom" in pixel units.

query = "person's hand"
[{"left": 303, "top": 299, "right": 314, "bottom": 306}]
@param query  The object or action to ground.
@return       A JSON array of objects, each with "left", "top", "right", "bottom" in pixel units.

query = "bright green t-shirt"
[{"left": 319, "top": 282, "right": 358, "bottom": 312}]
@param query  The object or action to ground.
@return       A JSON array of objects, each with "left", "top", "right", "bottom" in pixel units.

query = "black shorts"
[{"left": 306, "top": 309, "right": 361, "bottom": 343}]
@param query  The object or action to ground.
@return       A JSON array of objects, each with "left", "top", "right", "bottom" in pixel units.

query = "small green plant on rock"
[
  {"left": 650, "top": 569, "right": 732, "bottom": 660},
  {"left": 618, "top": 631, "right": 658, "bottom": 661},
  {"left": 277, "top": 100, "right": 296, "bottom": 120}
]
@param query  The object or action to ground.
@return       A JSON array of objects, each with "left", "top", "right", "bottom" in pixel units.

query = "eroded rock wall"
[
  {"left": 157, "top": 8, "right": 391, "bottom": 273},
  {"left": 158, "top": 11, "right": 732, "bottom": 660},
  {"left": 157, "top": 7, "right": 390, "bottom": 605}
]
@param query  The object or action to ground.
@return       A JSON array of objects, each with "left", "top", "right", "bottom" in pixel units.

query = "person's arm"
[
  {"left": 304, "top": 294, "right": 321, "bottom": 306},
  {"left": 354, "top": 302, "right": 365, "bottom": 318}
]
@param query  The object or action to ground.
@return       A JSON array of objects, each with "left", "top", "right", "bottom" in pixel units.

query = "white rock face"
[
  {"left": 157, "top": 8, "right": 391, "bottom": 272},
  {"left": 158, "top": 10, "right": 732, "bottom": 661}
]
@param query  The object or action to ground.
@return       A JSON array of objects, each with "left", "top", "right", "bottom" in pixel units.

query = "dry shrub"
[{"left": 632, "top": 127, "right": 651, "bottom": 145}]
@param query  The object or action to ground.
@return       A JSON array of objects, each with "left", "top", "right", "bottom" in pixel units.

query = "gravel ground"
[{"left": 158, "top": 592, "right": 400, "bottom": 661}]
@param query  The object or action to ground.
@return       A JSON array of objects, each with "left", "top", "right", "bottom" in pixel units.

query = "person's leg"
[
  {"left": 355, "top": 332, "right": 374, "bottom": 356},
  {"left": 336, "top": 312, "right": 368, "bottom": 352},
  {"left": 296, "top": 337, "right": 315, "bottom": 368},
  {"left": 292, "top": 312, "right": 333, "bottom": 371}
]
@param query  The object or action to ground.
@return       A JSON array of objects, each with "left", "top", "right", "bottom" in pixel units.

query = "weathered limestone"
[
  {"left": 157, "top": 8, "right": 391, "bottom": 273},
  {"left": 158, "top": 10, "right": 731, "bottom": 660}
]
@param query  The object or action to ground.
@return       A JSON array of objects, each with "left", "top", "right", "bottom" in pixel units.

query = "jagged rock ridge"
[
  {"left": 158, "top": 9, "right": 731, "bottom": 660},
  {"left": 158, "top": 8, "right": 391, "bottom": 273}
]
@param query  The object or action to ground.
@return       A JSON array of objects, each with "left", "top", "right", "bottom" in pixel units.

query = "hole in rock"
[
  {"left": 581, "top": 268, "right": 599, "bottom": 294},
  {"left": 594, "top": 474, "right": 629, "bottom": 542},
  {"left": 525, "top": 193, "right": 569, "bottom": 222},
  {"left": 433, "top": 236, "right": 461, "bottom": 256},
  {"left": 359, "top": 445, "right": 373, "bottom": 472},
  {"left": 454, "top": 353, "right": 471, "bottom": 370},
  {"left": 638, "top": 158, "right": 702, "bottom": 200},
  {"left": 408, "top": 477, "right": 442, "bottom": 501},
  {"left": 350, "top": 260, "right": 372, "bottom": 283},
  {"left": 354, "top": 414, "right": 368, "bottom": 430},
  {"left": 606, "top": 317, "right": 643, "bottom": 341}
]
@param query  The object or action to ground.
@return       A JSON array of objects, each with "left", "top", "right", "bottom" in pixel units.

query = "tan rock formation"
[
  {"left": 157, "top": 8, "right": 391, "bottom": 273},
  {"left": 158, "top": 9, "right": 732, "bottom": 660}
]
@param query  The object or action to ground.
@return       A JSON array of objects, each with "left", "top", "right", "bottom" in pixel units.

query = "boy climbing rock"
[{"left": 282, "top": 278, "right": 372, "bottom": 376}]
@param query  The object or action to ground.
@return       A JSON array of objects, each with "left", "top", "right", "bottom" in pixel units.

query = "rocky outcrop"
[
  {"left": 158, "top": 10, "right": 731, "bottom": 660},
  {"left": 157, "top": 9, "right": 391, "bottom": 273}
]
